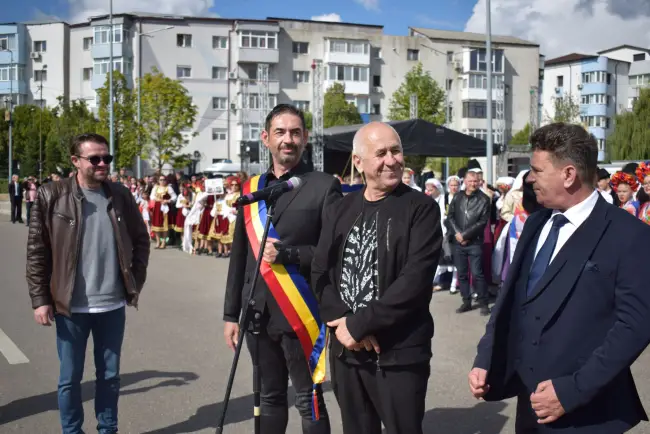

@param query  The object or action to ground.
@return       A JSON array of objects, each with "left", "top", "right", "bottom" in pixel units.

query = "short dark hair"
[
  {"left": 530, "top": 123, "right": 598, "bottom": 184},
  {"left": 264, "top": 104, "right": 306, "bottom": 133},
  {"left": 70, "top": 133, "right": 109, "bottom": 156}
]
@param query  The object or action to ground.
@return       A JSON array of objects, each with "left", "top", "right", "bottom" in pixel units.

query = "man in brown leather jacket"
[{"left": 26, "top": 133, "right": 150, "bottom": 434}]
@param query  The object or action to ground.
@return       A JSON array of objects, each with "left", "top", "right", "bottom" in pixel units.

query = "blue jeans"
[{"left": 55, "top": 307, "right": 126, "bottom": 434}]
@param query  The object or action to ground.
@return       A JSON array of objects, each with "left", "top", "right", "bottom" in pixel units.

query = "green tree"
[
  {"left": 140, "top": 67, "right": 198, "bottom": 170},
  {"left": 387, "top": 62, "right": 457, "bottom": 175},
  {"left": 97, "top": 71, "right": 139, "bottom": 170},
  {"left": 7, "top": 105, "right": 54, "bottom": 178},
  {"left": 46, "top": 97, "right": 99, "bottom": 174},
  {"left": 547, "top": 94, "right": 581, "bottom": 123},
  {"left": 303, "top": 111, "right": 313, "bottom": 131},
  {"left": 607, "top": 87, "right": 650, "bottom": 160},
  {"left": 510, "top": 123, "right": 532, "bottom": 145},
  {"left": 323, "top": 82, "right": 362, "bottom": 128}
]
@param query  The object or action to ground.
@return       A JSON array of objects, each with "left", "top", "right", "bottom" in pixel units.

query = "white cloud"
[
  {"left": 67, "top": 0, "right": 215, "bottom": 24},
  {"left": 354, "top": 0, "right": 380, "bottom": 12},
  {"left": 464, "top": 0, "right": 650, "bottom": 58},
  {"left": 311, "top": 13, "right": 342, "bottom": 22}
]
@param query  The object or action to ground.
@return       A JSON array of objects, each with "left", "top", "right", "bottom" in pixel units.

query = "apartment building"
[
  {"left": 2, "top": 14, "right": 542, "bottom": 173},
  {"left": 542, "top": 45, "right": 650, "bottom": 161}
]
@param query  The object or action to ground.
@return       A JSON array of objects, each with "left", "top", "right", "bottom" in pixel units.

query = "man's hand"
[
  {"left": 468, "top": 367, "right": 490, "bottom": 399},
  {"left": 327, "top": 317, "right": 358, "bottom": 350},
  {"left": 455, "top": 233, "right": 464, "bottom": 243},
  {"left": 354, "top": 335, "right": 380, "bottom": 353},
  {"left": 223, "top": 321, "right": 240, "bottom": 352},
  {"left": 34, "top": 305, "right": 54, "bottom": 326},
  {"left": 263, "top": 237, "right": 280, "bottom": 264},
  {"left": 531, "top": 380, "right": 565, "bottom": 424}
]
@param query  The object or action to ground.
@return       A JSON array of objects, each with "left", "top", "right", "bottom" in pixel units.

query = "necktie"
[{"left": 527, "top": 214, "right": 569, "bottom": 296}]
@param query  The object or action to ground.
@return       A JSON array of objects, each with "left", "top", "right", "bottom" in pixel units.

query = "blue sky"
[{"left": 4, "top": 0, "right": 476, "bottom": 37}]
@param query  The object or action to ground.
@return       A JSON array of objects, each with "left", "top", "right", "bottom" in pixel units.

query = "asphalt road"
[{"left": 1, "top": 218, "right": 650, "bottom": 434}]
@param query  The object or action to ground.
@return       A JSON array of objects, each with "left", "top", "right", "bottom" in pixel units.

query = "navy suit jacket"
[{"left": 474, "top": 195, "right": 650, "bottom": 433}]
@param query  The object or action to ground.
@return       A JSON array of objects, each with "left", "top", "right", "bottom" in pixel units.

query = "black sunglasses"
[{"left": 77, "top": 155, "right": 114, "bottom": 166}]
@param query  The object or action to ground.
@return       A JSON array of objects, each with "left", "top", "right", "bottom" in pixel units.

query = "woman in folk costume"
[
  {"left": 150, "top": 174, "right": 178, "bottom": 249},
  {"left": 636, "top": 162, "right": 650, "bottom": 225},
  {"left": 402, "top": 168, "right": 422, "bottom": 191},
  {"left": 492, "top": 170, "right": 525, "bottom": 284},
  {"left": 426, "top": 178, "right": 457, "bottom": 292},
  {"left": 194, "top": 192, "right": 216, "bottom": 255},
  {"left": 182, "top": 191, "right": 208, "bottom": 254},
  {"left": 445, "top": 175, "right": 461, "bottom": 213},
  {"left": 174, "top": 184, "right": 194, "bottom": 238},
  {"left": 208, "top": 193, "right": 229, "bottom": 256},
  {"left": 610, "top": 171, "right": 640, "bottom": 216},
  {"left": 492, "top": 176, "right": 515, "bottom": 242},
  {"left": 219, "top": 176, "right": 241, "bottom": 258}
]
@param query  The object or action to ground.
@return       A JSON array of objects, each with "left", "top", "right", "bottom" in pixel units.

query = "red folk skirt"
[
  {"left": 151, "top": 201, "right": 168, "bottom": 233},
  {"left": 174, "top": 209, "right": 186, "bottom": 232}
]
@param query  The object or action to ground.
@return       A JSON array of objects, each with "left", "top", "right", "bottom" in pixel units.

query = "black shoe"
[
  {"left": 479, "top": 305, "right": 491, "bottom": 316},
  {"left": 456, "top": 302, "right": 472, "bottom": 314}
]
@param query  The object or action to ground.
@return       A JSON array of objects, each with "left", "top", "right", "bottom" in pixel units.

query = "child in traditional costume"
[
  {"left": 150, "top": 175, "right": 178, "bottom": 249},
  {"left": 220, "top": 176, "right": 241, "bottom": 258},
  {"left": 636, "top": 161, "right": 650, "bottom": 225},
  {"left": 610, "top": 171, "right": 639, "bottom": 217}
]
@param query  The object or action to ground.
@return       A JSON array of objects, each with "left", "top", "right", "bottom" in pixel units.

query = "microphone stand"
[{"left": 216, "top": 194, "right": 280, "bottom": 434}]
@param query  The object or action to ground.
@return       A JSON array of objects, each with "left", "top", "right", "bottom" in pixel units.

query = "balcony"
[
  {"left": 580, "top": 103, "right": 608, "bottom": 117},
  {"left": 238, "top": 48, "right": 279, "bottom": 64},
  {"left": 238, "top": 79, "right": 280, "bottom": 95},
  {"left": 581, "top": 82, "right": 608, "bottom": 95},
  {"left": 324, "top": 50, "right": 370, "bottom": 66},
  {"left": 239, "top": 108, "right": 266, "bottom": 124},
  {"left": 323, "top": 80, "right": 370, "bottom": 95},
  {"left": 91, "top": 42, "right": 132, "bottom": 59},
  {"left": 91, "top": 70, "right": 134, "bottom": 90},
  {"left": 460, "top": 88, "right": 499, "bottom": 101},
  {"left": 0, "top": 80, "right": 27, "bottom": 95}
]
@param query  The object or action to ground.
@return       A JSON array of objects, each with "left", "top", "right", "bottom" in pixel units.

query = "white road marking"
[{"left": 0, "top": 327, "right": 29, "bottom": 364}]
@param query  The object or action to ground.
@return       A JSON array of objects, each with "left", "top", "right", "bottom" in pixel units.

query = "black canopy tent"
[{"left": 323, "top": 119, "right": 501, "bottom": 157}]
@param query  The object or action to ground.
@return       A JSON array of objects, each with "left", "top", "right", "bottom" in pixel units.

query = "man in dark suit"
[
  {"left": 8, "top": 174, "right": 24, "bottom": 224},
  {"left": 223, "top": 104, "right": 341, "bottom": 434},
  {"left": 469, "top": 123, "right": 650, "bottom": 433}
]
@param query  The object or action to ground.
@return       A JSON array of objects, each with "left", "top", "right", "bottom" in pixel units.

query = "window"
[
  {"left": 213, "top": 36, "right": 228, "bottom": 49},
  {"left": 176, "top": 66, "right": 192, "bottom": 78},
  {"left": 292, "top": 42, "right": 309, "bottom": 54},
  {"left": 465, "top": 129, "right": 502, "bottom": 144},
  {"left": 580, "top": 115, "right": 610, "bottom": 128},
  {"left": 33, "top": 41, "right": 47, "bottom": 52},
  {"left": 212, "top": 67, "right": 227, "bottom": 80},
  {"left": 328, "top": 40, "right": 369, "bottom": 54},
  {"left": 634, "top": 53, "right": 646, "bottom": 62},
  {"left": 83, "top": 37, "right": 93, "bottom": 50},
  {"left": 240, "top": 31, "right": 277, "bottom": 49},
  {"left": 249, "top": 94, "right": 277, "bottom": 109},
  {"left": 35, "top": 69, "right": 47, "bottom": 82},
  {"left": 243, "top": 123, "right": 261, "bottom": 141},
  {"left": 372, "top": 47, "right": 382, "bottom": 58},
  {"left": 346, "top": 95, "right": 369, "bottom": 113},
  {"left": 630, "top": 74, "right": 650, "bottom": 86},
  {"left": 557, "top": 75, "right": 564, "bottom": 87},
  {"left": 597, "top": 138, "right": 605, "bottom": 151},
  {"left": 212, "top": 97, "right": 228, "bottom": 110},
  {"left": 0, "top": 37, "right": 7, "bottom": 50},
  {"left": 294, "top": 100, "right": 310, "bottom": 111},
  {"left": 328, "top": 65, "right": 369, "bottom": 82},
  {"left": 373, "top": 75, "right": 381, "bottom": 87},
  {"left": 407, "top": 49, "right": 419, "bottom": 61},
  {"left": 0, "top": 65, "right": 24, "bottom": 81},
  {"left": 94, "top": 25, "right": 125, "bottom": 44},
  {"left": 447, "top": 51, "right": 454, "bottom": 63},
  {"left": 177, "top": 34, "right": 192, "bottom": 48},
  {"left": 93, "top": 58, "right": 132, "bottom": 75},
  {"left": 212, "top": 128, "right": 227, "bottom": 141},
  {"left": 446, "top": 79, "right": 453, "bottom": 91},
  {"left": 582, "top": 71, "right": 608, "bottom": 83},
  {"left": 83, "top": 67, "right": 92, "bottom": 81},
  {"left": 294, "top": 71, "right": 310, "bottom": 83},
  {"left": 465, "top": 74, "right": 503, "bottom": 89},
  {"left": 580, "top": 94, "right": 608, "bottom": 105},
  {"left": 373, "top": 104, "right": 381, "bottom": 114},
  {"left": 462, "top": 101, "right": 497, "bottom": 119},
  {"left": 469, "top": 48, "right": 504, "bottom": 73}
]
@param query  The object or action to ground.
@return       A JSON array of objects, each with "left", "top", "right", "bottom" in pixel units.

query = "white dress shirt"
[
  {"left": 599, "top": 189, "right": 614, "bottom": 204},
  {"left": 534, "top": 190, "right": 600, "bottom": 263}
]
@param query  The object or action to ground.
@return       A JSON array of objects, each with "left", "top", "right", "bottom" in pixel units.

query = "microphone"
[{"left": 236, "top": 176, "right": 302, "bottom": 206}]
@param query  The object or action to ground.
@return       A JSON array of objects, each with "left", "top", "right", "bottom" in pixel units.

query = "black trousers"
[
  {"left": 331, "top": 355, "right": 430, "bottom": 434},
  {"left": 10, "top": 197, "right": 22, "bottom": 223},
  {"left": 25, "top": 201, "right": 33, "bottom": 225},
  {"left": 453, "top": 243, "right": 488, "bottom": 304},
  {"left": 246, "top": 328, "right": 330, "bottom": 434}
]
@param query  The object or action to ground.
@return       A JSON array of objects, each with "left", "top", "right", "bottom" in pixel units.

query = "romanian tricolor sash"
[{"left": 242, "top": 174, "right": 327, "bottom": 420}]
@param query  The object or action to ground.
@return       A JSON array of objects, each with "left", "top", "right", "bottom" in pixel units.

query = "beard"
[{"left": 275, "top": 143, "right": 302, "bottom": 165}]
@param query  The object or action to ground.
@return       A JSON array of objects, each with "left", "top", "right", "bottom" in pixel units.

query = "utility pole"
[
  {"left": 2, "top": 48, "right": 13, "bottom": 182},
  {"left": 109, "top": 0, "right": 115, "bottom": 173},
  {"left": 485, "top": 0, "right": 494, "bottom": 184},
  {"left": 311, "top": 59, "right": 324, "bottom": 172},
  {"left": 39, "top": 65, "right": 46, "bottom": 182}
]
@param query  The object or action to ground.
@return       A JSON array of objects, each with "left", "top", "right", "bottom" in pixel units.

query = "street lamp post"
[
  {"left": 39, "top": 64, "right": 47, "bottom": 182},
  {"left": 136, "top": 24, "right": 174, "bottom": 179},
  {"left": 109, "top": 0, "right": 115, "bottom": 173},
  {"left": 485, "top": 0, "right": 494, "bottom": 184},
  {"left": 1, "top": 48, "right": 13, "bottom": 182}
]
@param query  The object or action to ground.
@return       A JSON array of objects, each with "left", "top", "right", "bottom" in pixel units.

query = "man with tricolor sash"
[
  {"left": 223, "top": 104, "right": 341, "bottom": 434},
  {"left": 313, "top": 122, "right": 442, "bottom": 434}
]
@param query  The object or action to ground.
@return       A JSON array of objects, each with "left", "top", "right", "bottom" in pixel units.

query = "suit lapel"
[
  {"left": 272, "top": 176, "right": 307, "bottom": 225},
  {"left": 500, "top": 209, "right": 551, "bottom": 295},
  {"left": 524, "top": 196, "right": 611, "bottom": 305}
]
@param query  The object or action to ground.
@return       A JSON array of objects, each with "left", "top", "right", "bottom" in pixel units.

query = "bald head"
[{"left": 352, "top": 122, "right": 402, "bottom": 157}]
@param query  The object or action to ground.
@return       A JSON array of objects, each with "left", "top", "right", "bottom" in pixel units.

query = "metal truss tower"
[
  {"left": 311, "top": 59, "right": 324, "bottom": 172},
  {"left": 409, "top": 93, "right": 418, "bottom": 119},
  {"left": 495, "top": 76, "right": 507, "bottom": 176},
  {"left": 529, "top": 86, "right": 539, "bottom": 133},
  {"left": 257, "top": 63, "right": 270, "bottom": 173},
  {"left": 240, "top": 78, "right": 251, "bottom": 174}
]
